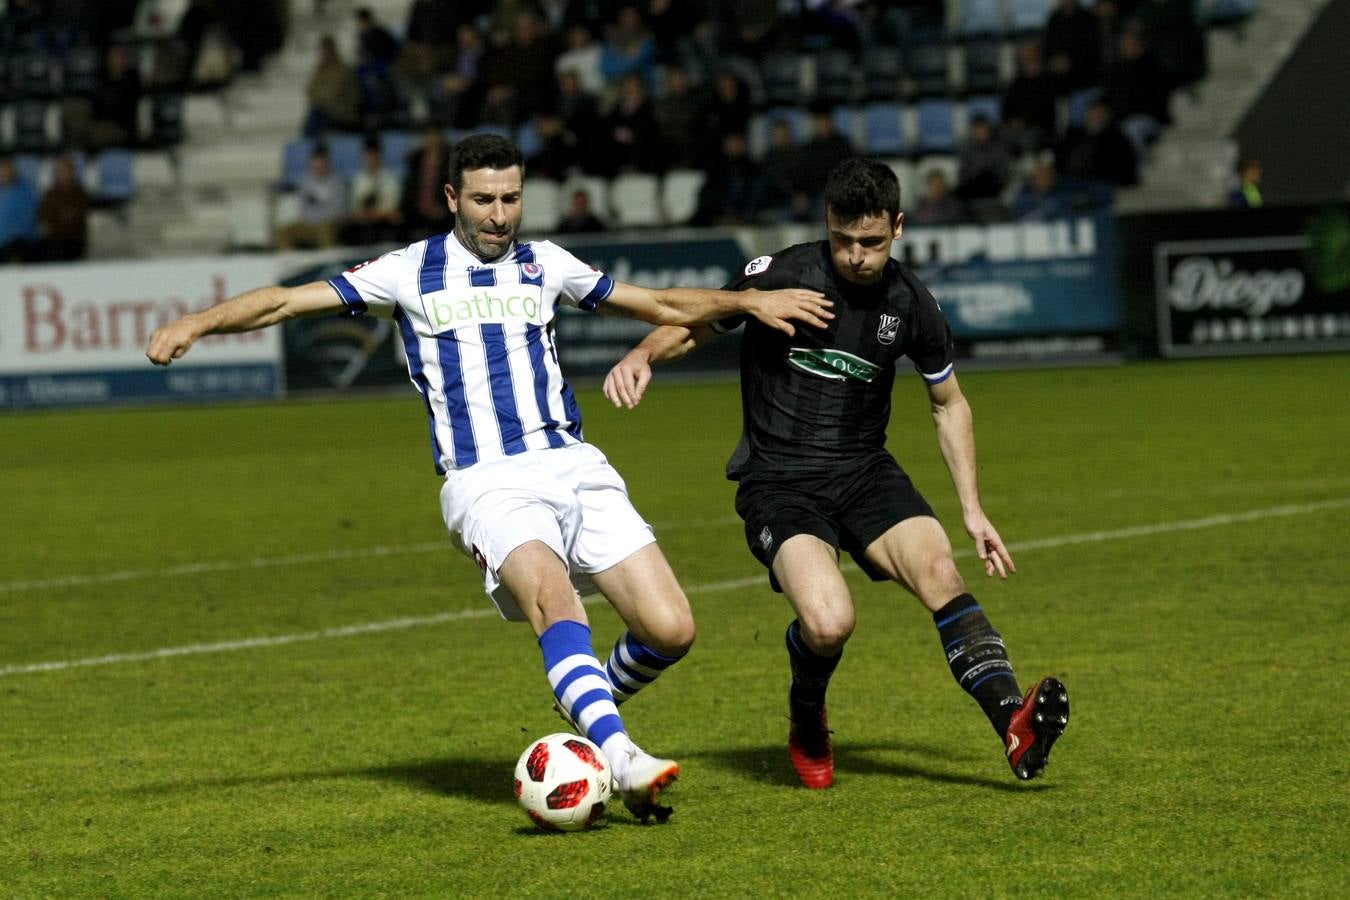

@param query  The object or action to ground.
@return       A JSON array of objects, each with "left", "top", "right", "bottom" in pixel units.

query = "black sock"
[
  {"left": 785, "top": 619, "right": 842, "bottom": 708},
  {"left": 933, "top": 594, "right": 1023, "bottom": 737}
]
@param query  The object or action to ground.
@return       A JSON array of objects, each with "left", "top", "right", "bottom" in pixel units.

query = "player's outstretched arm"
[
  {"left": 146, "top": 281, "right": 345, "bottom": 366},
  {"left": 603, "top": 283, "right": 832, "bottom": 335},
  {"left": 928, "top": 374, "right": 1017, "bottom": 579},
  {"left": 603, "top": 324, "right": 716, "bottom": 409}
]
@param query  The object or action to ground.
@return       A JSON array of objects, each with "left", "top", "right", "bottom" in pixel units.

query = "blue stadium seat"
[
  {"left": 862, "top": 102, "right": 908, "bottom": 156},
  {"left": 1009, "top": 0, "right": 1053, "bottom": 33},
  {"left": 95, "top": 149, "right": 135, "bottom": 204},
  {"left": 905, "top": 42, "right": 950, "bottom": 98},
  {"left": 862, "top": 47, "right": 904, "bottom": 101},
  {"left": 961, "top": 40, "right": 1004, "bottom": 95},
  {"left": 832, "top": 106, "right": 860, "bottom": 147},
  {"left": 915, "top": 99, "right": 957, "bottom": 153},
  {"left": 280, "top": 138, "right": 314, "bottom": 189},
  {"left": 958, "top": 0, "right": 1005, "bottom": 36},
  {"left": 965, "top": 94, "right": 1002, "bottom": 126},
  {"left": 327, "top": 133, "right": 365, "bottom": 177},
  {"left": 379, "top": 130, "right": 417, "bottom": 177},
  {"left": 515, "top": 119, "right": 543, "bottom": 160},
  {"left": 14, "top": 154, "right": 42, "bottom": 188},
  {"left": 814, "top": 50, "right": 858, "bottom": 105}
]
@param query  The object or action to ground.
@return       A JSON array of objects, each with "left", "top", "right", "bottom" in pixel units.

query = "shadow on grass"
[{"left": 688, "top": 741, "right": 1054, "bottom": 793}]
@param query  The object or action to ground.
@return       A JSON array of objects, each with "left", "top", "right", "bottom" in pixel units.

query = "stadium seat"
[
  {"left": 915, "top": 99, "right": 957, "bottom": 153},
  {"left": 661, "top": 169, "right": 705, "bottom": 225},
  {"left": 759, "top": 53, "right": 807, "bottom": 108},
  {"left": 1009, "top": 0, "right": 1053, "bottom": 33},
  {"left": 862, "top": 102, "right": 909, "bottom": 156},
  {"left": 327, "top": 133, "right": 365, "bottom": 178},
  {"left": 832, "top": 106, "right": 861, "bottom": 147},
  {"left": 515, "top": 119, "right": 543, "bottom": 161},
  {"left": 280, "top": 138, "right": 314, "bottom": 189},
  {"left": 814, "top": 50, "right": 858, "bottom": 105},
  {"left": 379, "top": 130, "right": 417, "bottom": 178},
  {"left": 861, "top": 47, "right": 904, "bottom": 101},
  {"left": 14, "top": 153, "right": 42, "bottom": 188},
  {"left": 94, "top": 149, "right": 136, "bottom": 204},
  {"left": 965, "top": 94, "right": 1003, "bottom": 126},
  {"left": 914, "top": 153, "right": 959, "bottom": 199},
  {"left": 960, "top": 40, "right": 1005, "bottom": 96},
  {"left": 522, "top": 177, "right": 562, "bottom": 233},
  {"left": 905, "top": 42, "right": 951, "bottom": 98},
  {"left": 12, "top": 99, "right": 57, "bottom": 153},
  {"left": 958, "top": 0, "right": 1005, "bottom": 36},
  {"left": 882, "top": 157, "right": 917, "bottom": 208},
  {"left": 610, "top": 173, "right": 663, "bottom": 227},
  {"left": 561, "top": 175, "right": 609, "bottom": 222}
]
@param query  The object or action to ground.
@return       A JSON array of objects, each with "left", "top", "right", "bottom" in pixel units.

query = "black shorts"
[{"left": 734, "top": 454, "right": 936, "bottom": 592}]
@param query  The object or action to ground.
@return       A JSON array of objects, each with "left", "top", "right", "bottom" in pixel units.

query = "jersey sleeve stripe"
[
  {"left": 577, "top": 274, "right": 615, "bottom": 312},
  {"left": 418, "top": 234, "right": 448, "bottom": 295},
  {"left": 920, "top": 362, "right": 955, "bottom": 384},
  {"left": 328, "top": 275, "right": 366, "bottom": 315}
]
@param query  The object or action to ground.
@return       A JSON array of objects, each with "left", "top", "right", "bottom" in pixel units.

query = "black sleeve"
[{"left": 903, "top": 271, "right": 956, "bottom": 383}]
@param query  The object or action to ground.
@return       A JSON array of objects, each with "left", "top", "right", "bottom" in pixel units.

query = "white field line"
[{"left": 2, "top": 498, "right": 1346, "bottom": 678}]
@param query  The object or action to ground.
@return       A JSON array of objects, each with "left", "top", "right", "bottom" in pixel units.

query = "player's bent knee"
[
  {"left": 920, "top": 553, "right": 966, "bottom": 600},
  {"left": 800, "top": 610, "right": 855, "bottom": 655}
]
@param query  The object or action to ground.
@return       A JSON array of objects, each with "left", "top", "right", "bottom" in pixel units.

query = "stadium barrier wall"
[
  {"left": 0, "top": 256, "right": 281, "bottom": 410},
  {"left": 1118, "top": 204, "right": 1350, "bottom": 358}
]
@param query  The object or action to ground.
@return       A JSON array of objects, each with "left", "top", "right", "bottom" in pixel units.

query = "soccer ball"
[{"left": 513, "top": 733, "right": 613, "bottom": 832}]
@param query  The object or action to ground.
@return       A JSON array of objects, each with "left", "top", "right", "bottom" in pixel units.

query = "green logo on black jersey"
[{"left": 785, "top": 347, "right": 881, "bottom": 383}]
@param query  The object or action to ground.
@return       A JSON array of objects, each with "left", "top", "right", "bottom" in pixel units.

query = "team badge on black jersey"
[
  {"left": 744, "top": 255, "right": 773, "bottom": 276},
  {"left": 877, "top": 314, "right": 900, "bottom": 345}
]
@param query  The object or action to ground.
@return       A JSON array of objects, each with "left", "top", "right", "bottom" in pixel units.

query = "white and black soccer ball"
[{"left": 513, "top": 733, "right": 612, "bottom": 832}]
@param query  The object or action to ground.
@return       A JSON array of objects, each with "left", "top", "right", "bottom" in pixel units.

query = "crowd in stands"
[
  {"left": 0, "top": 0, "right": 287, "bottom": 261},
  {"left": 278, "top": 0, "right": 1234, "bottom": 245}
]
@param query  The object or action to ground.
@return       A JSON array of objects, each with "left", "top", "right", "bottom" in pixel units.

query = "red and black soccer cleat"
[
  {"left": 788, "top": 701, "right": 834, "bottom": 789},
  {"left": 1004, "top": 677, "right": 1070, "bottom": 780}
]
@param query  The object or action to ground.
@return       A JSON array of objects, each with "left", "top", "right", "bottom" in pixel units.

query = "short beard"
[{"left": 455, "top": 220, "right": 510, "bottom": 262}]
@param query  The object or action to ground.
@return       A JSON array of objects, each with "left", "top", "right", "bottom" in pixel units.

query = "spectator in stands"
[
  {"left": 716, "top": 0, "right": 781, "bottom": 57},
  {"left": 653, "top": 65, "right": 702, "bottom": 171},
  {"left": 353, "top": 7, "right": 402, "bottom": 128},
  {"left": 1056, "top": 100, "right": 1138, "bottom": 190},
  {"left": 1092, "top": 0, "right": 1125, "bottom": 71},
  {"left": 304, "top": 36, "right": 362, "bottom": 137},
  {"left": 692, "top": 131, "right": 757, "bottom": 226},
  {"left": 1010, "top": 158, "right": 1072, "bottom": 220},
  {"left": 791, "top": 104, "right": 856, "bottom": 220},
  {"left": 395, "top": 0, "right": 457, "bottom": 93},
  {"left": 954, "top": 114, "right": 1012, "bottom": 208},
  {"left": 400, "top": 128, "right": 453, "bottom": 236},
  {"left": 755, "top": 118, "right": 804, "bottom": 221},
  {"left": 275, "top": 145, "right": 346, "bottom": 250},
  {"left": 696, "top": 70, "right": 752, "bottom": 167},
  {"left": 642, "top": 0, "right": 709, "bottom": 65},
  {"left": 355, "top": 7, "right": 400, "bottom": 71},
  {"left": 340, "top": 137, "right": 402, "bottom": 246},
  {"left": 912, "top": 169, "right": 964, "bottom": 226},
  {"left": 0, "top": 157, "right": 38, "bottom": 263},
  {"left": 1002, "top": 42, "right": 1059, "bottom": 155},
  {"left": 556, "top": 24, "right": 605, "bottom": 96},
  {"left": 1132, "top": 0, "right": 1206, "bottom": 93},
  {"left": 36, "top": 155, "right": 90, "bottom": 262},
  {"left": 557, "top": 188, "right": 608, "bottom": 233},
  {"left": 89, "top": 44, "right": 142, "bottom": 149},
  {"left": 479, "top": 10, "right": 560, "bottom": 127},
  {"left": 599, "top": 5, "right": 657, "bottom": 90},
  {"left": 525, "top": 114, "right": 579, "bottom": 180},
  {"left": 1101, "top": 29, "right": 1171, "bottom": 160},
  {"left": 598, "top": 72, "right": 664, "bottom": 176},
  {"left": 1227, "top": 157, "right": 1263, "bottom": 209},
  {"left": 1041, "top": 0, "right": 1102, "bottom": 95},
  {"left": 427, "top": 23, "right": 486, "bottom": 128}
]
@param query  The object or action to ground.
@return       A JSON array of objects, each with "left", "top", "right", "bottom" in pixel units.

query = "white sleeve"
[
  {"left": 542, "top": 241, "right": 615, "bottom": 313},
  {"left": 326, "top": 246, "right": 409, "bottom": 318}
]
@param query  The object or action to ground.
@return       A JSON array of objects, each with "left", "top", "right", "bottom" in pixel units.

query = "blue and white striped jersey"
[{"left": 327, "top": 232, "right": 615, "bottom": 473}]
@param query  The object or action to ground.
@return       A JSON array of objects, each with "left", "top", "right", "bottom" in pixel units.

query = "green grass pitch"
[{"left": 3, "top": 354, "right": 1347, "bottom": 897}]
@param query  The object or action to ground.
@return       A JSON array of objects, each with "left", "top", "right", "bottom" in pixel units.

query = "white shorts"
[{"left": 439, "top": 442, "right": 656, "bottom": 621}]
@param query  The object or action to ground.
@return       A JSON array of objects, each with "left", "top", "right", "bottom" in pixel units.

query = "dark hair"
[
  {"left": 824, "top": 157, "right": 900, "bottom": 222},
  {"left": 448, "top": 133, "right": 524, "bottom": 191}
]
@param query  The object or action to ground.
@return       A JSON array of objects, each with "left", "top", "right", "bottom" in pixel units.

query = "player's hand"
[
  {"left": 603, "top": 351, "right": 653, "bottom": 409},
  {"left": 964, "top": 510, "right": 1016, "bottom": 579},
  {"left": 146, "top": 319, "right": 200, "bottom": 366},
  {"left": 743, "top": 289, "right": 833, "bottom": 336}
]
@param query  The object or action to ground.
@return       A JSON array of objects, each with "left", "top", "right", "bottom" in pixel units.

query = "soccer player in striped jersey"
[
  {"left": 146, "top": 133, "right": 833, "bottom": 822},
  {"left": 603, "top": 157, "right": 1069, "bottom": 788}
]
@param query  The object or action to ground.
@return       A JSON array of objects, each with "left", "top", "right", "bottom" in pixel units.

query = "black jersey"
[{"left": 717, "top": 241, "right": 955, "bottom": 479}]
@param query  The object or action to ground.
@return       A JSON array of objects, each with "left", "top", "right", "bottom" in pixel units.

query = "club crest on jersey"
[
  {"left": 521, "top": 262, "right": 542, "bottom": 279},
  {"left": 877, "top": 314, "right": 900, "bottom": 345},
  {"left": 744, "top": 255, "right": 773, "bottom": 276}
]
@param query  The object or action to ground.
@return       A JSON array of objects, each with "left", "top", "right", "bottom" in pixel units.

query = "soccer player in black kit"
[{"left": 603, "top": 158, "right": 1069, "bottom": 787}]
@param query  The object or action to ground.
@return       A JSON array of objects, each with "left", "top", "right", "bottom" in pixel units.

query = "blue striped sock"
[
  {"left": 605, "top": 631, "right": 683, "bottom": 704},
  {"left": 540, "top": 620, "right": 630, "bottom": 760}
]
